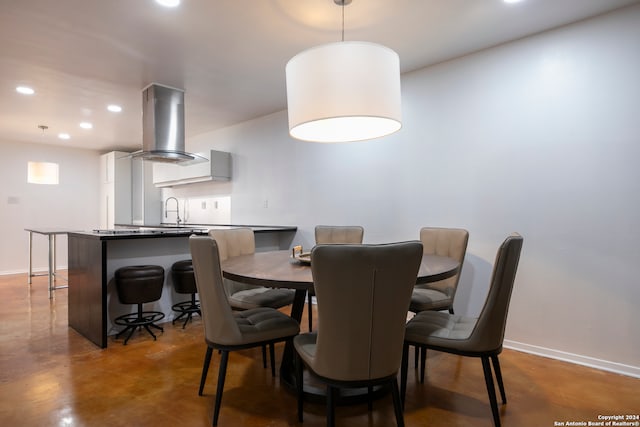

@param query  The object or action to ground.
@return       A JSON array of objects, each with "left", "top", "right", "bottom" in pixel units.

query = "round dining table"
[{"left": 221, "top": 249, "right": 460, "bottom": 402}]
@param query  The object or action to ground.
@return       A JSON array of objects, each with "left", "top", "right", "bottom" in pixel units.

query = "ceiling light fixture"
[
  {"left": 58, "top": 133, "right": 70, "bottom": 140},
  {"left": 16, "top": 86, "right": 35, "bottom": 95},
  {"left": 155, "top": 0, "right": 180, "bottom": 7},
  {"left": 107, "top": 104, "right": 122, "bottom": 113},
  {"left": 79, "top": 122, "right": 93, "bottom": 129},
  {"left": 285, "top": 0, "right": 401, "bottom": 143}
]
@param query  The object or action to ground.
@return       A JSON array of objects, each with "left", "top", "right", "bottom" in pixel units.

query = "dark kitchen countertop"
[
  {"left": 118, "top": 223, "right": 298, "bottom": 233},
  {"left": 69, "top": 224, "right": 297, "bottom": 240},
  {"left": 67, "top": 228, "right": 209, "bottom": 240}
]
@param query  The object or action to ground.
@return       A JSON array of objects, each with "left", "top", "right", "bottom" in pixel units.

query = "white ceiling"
[{"left": 1, "top": 0, "right": 637, "bottom": 153}]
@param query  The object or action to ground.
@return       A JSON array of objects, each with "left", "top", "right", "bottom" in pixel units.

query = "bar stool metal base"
[
  {"left": 114, "top": 304, "right": 165, "bottom": 345},
  {"left": 171, "top": 295, "right": 201, "bottom": 329}
]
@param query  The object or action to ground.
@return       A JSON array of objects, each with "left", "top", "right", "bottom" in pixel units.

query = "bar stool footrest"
[
  {"left": 171, "top": 300, "right": 201, "bottom": 328},
  {"left": 114, "top": 311, "right": 165, "bottom": 344}
]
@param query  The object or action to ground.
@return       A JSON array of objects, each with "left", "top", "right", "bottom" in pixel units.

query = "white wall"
[
  {"left": 172, "top": 5, "right": 640, "bottom": 375},
  {"left": 0, "top": 140, "right": 101, "bottom": 274}
]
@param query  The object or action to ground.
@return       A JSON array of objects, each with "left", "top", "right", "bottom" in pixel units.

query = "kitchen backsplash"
[{"left": 164, "top": 196, "right": 231, "bottom": 225}]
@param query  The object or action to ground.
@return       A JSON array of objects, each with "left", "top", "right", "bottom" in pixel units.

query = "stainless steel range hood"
[{"left": 130, "top": 83, "right": 206, "bottom": 164}]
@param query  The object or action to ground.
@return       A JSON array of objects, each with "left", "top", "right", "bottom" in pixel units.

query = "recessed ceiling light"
[
  {"left": 79, "top": 122, "right": 93, "bottom": 129},
  {"left": 504, "top": 0, "right": 524, "bottom": 3},
  {"left": 58, "top": 133, "right": 71, "bottom": 140},
  {"left": 156, "top": 0, "right": 180, "bottom": 7},
  {"left": 107, "top": 104, "right": 122, "bottom": 113},
  {"left": 16, "top": 86, "right": 35, "bottom": 95}
]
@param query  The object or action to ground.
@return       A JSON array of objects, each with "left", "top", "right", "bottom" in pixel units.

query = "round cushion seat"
[
  {"left": 172, "top": 259, "right": 193, "bottom": 272},
  {"left": 170, "top": 260, "right": 201, "bottom": 328},
  {"left": 114, "top": 265, "right": 165, "bottom": 344},
  {"left": 171, "top": 260, "right": 197, "bottom": 294},
  {"left": 115, "top": 265, "right": 164, "bottom": 305}
]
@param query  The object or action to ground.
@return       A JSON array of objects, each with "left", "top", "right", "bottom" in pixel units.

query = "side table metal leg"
[
  {"left": 53, "top": 234, "right": 57, "bottom": 280},
  {"left": 28, "top": 231, "right": 33, "bottom": 285},
  {"left": 48, "top": 234, "right": 54, "bottom": 299}
]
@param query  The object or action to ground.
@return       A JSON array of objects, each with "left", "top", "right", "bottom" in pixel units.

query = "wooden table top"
[{"left": 222, "top": 250, "right": 459, "bottom": 290}]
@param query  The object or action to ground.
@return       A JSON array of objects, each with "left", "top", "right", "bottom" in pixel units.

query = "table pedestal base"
[{"left": 280, "top": 368, "right": 390, "bottom": 405}]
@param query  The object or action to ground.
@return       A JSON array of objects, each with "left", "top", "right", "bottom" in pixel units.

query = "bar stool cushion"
[
  {"left": 172, "top": 260, "right": 197, "bottom": 294},
  {"left": 114, "top": 265, "right": 165, "bottom": 344},
  {"left": 171, "top": 260, "right": 201, "bottom": 328},
  {"left": 115, "top": 265, "right": 164, "bottom": 304},
  {"left": 172, "top": 260, "right": 194, "bottom": 271}
]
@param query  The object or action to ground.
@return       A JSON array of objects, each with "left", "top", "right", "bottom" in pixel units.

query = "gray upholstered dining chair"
[
  {"left": 209, "top": 228, "right": 295, "bottom": 369},
  {"left": 189, "top": 235, "right": 300, "bottom": 426},
  {"left": 410, "top": 227, "right": 469, "bottom": 381},
  {"left": 401, "top": 233, "right": 523, "bottom": 427},
  {"left": 410, "top": 227, "right": 469, "bottom": 314},
  {"left": 306, "top": 225, "right": 364, "bottom": 331},
  {"left": 314, "top": 225, "right": 364, "bottom": 245},
  {"left": 208, "top": 228, "right": 295, "bottom": 310},
  {"left": 295, "top": 241, "right": 422, "bottom": 427}
]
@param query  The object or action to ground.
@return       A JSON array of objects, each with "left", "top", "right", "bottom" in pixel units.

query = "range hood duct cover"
[{"left": 131, "top": 83, "right": 206, "bottom": 164}]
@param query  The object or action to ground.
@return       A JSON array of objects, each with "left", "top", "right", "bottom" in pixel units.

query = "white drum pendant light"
[{"left": 285, "top": 1, "right": 401, "bottom": 143}]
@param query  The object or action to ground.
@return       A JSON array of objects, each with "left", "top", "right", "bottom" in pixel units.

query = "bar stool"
[
  {"left": 114, "top": 265, "right": 165, "bottom": 345},
  {"left": 171, "top": 259, "right": 201, "bottom": 328}
]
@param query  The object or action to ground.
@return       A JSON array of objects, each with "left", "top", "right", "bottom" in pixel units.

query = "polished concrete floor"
[{"left": 0, "top": 273, "right": 637, "bottom": 426}]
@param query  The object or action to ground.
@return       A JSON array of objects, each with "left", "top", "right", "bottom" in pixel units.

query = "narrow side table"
[{"left": 25, "top": 228, "right": 76, "bottom": 298}]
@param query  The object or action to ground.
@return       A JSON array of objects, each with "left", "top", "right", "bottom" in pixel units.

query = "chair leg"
[
  {"left": 448, "top": 307, "right": 455, "bottom": 314},
  {"left": 296, "top": 352, "right": 304, "bottom": 422},
  {"left": 307, "top": 292, "right": 313, "bottom": 331},
  {"left": 120, "top": 325, "right": 137, "bottom": 345},
  {"left": 414, "top": 345, "right": 419, "bottom": 368},
  {"left": 199, "top": 346, "right": 213, "bottom": 396},
  {"left": 491, "top": 355, "right": 507, "bottom": 404},
  {"left": 400, "top": 342, "right": 409, "bottom": 408},
  {"left": 420, "top": 346, "right": 427, "bottom": 383},
  {"left": 269, "top": 343, "right": 276, "bottom": 377},
  {"left": 184, "top": 312, "right": 194, "bottom": 328},
  {"left": 148, "top": 322, "right": 164, "bottom": 331},
  {"left": 142, "top": 324, "right": 157, "bottom": 340},
  {"left": 172, "top": 311, "right": 187, "bottom": 325},
  {"left": 390, "top": 377, "right": 405, "bottom": 427},
  {"left": 213, "top": 350, "right": 229, "bottom": 426},
  {"left": 481, "top": 356, "right": 501, "bottom": 427},
  {"left": 262, "top": 345, "right": 267, "bottom": 369},
  {"left": 326, "top": 385, "right": 336, "bottom": 427}
]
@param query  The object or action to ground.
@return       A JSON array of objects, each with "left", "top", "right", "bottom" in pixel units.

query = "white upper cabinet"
[{"left": 152, "top": 150, "right": 231, "bottom": 187}]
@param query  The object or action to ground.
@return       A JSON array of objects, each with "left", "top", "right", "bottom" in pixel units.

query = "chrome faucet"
[{"left": 164, "top": 197, "right": 182, "bottom": 226}]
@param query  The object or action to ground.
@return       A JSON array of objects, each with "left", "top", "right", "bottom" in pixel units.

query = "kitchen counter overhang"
[{"left": 70, "top": 228, "right": 209, "bottom": 240}]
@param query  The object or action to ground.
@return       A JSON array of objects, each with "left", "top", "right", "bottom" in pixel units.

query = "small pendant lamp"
[{"left": 285, "top": 0, "right": 402, "bottom": 143}]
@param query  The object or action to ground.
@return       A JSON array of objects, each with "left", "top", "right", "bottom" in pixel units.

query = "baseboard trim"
[
  {"left": 504, "top": 339, "right": 640, "bottom": 379},
  {"left": 0, "top": 269, "right": 29, "bottom": 276},
  {"left": 0, "top": 267, "right": 68, "bottom": 277}
]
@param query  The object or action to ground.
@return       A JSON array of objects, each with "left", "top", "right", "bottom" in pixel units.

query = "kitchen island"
[{"left": 67, "top": 225, "right": 297, "bottom": 348}]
